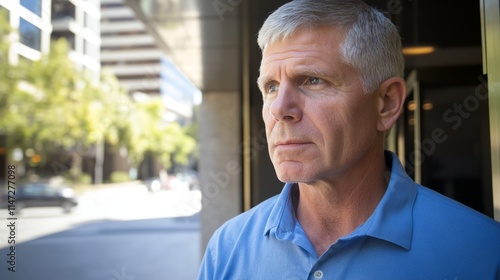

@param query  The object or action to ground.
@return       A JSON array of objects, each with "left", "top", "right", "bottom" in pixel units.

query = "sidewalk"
[{"left": 0, "top": 182, "right": 202, "bottom": 279}]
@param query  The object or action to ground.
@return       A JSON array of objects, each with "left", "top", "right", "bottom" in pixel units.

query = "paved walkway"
[{"left": 0, "top": 182, "right": 201, "bottom": 280}]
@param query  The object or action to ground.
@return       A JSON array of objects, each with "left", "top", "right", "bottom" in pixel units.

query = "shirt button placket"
[{"left": 313, "top": 270, "right": 324, "bottom": 279}]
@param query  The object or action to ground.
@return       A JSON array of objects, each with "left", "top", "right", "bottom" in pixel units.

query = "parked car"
[{"left": 0, "top": 183, "right": 78, "bottom": 213}]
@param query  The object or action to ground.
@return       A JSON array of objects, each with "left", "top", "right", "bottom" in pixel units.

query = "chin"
[
  {"left": 274, "top": 162, "right": 318, "bottom": 183},
  {"left": 275, "top": 171, "right": 295, "bottom": 183},
  {"left": 276, "top": 171, "right": 311, "bottom": 183}
]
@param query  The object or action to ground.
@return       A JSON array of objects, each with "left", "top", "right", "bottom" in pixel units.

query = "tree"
[
  {"left": 0, "top": 9, "right": 22, "bottom": 139},
  {"left": 0, "top": 20, "right": 196, "bottom": 182},
  {"left": 125, "top": 99, "right": 196, "bottom": 170},
  {"left": 0, "top": 36, "right": 129, "bottom": 179}
]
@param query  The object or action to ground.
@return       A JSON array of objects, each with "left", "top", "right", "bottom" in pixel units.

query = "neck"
[{"left": 295, "top": 150, "right": 390, "bottom": 256}]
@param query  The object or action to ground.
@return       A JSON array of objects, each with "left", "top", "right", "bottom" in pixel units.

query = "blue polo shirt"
[{"left": 198, "top": 152, "right": 500, "bottom": 279}]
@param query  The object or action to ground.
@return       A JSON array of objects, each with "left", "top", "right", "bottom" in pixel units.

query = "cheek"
[
  {"left": 262, "top": 105, "right": 270, "bottom": 125},
  {"left": 262, "top": 103, "right": 273, "bottom": 122},
  {"left": 262, "top": 109, "right": 275, "bottom": 152},
  {"left": 262, "top": 110, "right": 273, "bottom": 134},
  {"left": 321, "top": 100, "right": 375, "bottom": 143},
  {"left": 343, "top": 103, "right": 380, "bottom": 146},
  {"left": 358, "top": 100, "right": 380, "bottom": 128}
]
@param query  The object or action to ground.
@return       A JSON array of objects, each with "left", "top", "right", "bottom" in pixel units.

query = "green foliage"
[
  {"left": 124, "top": 99, "right": 197, "bottom": 169},
  {"left": 62, "top": 171, "right": 92, "bottom": 185},
  {"left": 0, "top": 15, "right": 197, "bottom": 180},
  {"left": 110, "top": 171, "right": 130, "bottom": 183},
  {"left": 0, "top": 10, "right": 20, "bottom": 134}
]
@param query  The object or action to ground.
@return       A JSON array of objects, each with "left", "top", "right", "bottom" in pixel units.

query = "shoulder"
[
  {"left": 201, "top": 194, "right": 280, "bottom": 275},
  {"left": 416, "top": 186, "right": 499, "bottom": 226},
  {"left": 199, "top": 194, "right": 290, "bottom": 279},
  {"left": 413, "top": 185, "right": 500, "bottom": 247}
]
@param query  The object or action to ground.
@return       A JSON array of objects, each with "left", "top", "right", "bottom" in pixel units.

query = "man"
[{"left": 198, "top": 0, "right": 500, "bottom": 279}]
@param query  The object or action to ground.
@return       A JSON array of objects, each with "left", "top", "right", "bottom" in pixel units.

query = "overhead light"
[
  {"left": 402, "top": 45, "right": 435, "bottom": 56},
  {"left": 407, "top": 100, "right": 433, "bottom": 111},
  {"left": 403, "top": 0, "right": 436, "bottom": 57},
  {"left": 408, "top": 100, "right": 416, "bottom": 111},
  {"left": 422, "top": 101, "right": 433, "bottom": 110}
]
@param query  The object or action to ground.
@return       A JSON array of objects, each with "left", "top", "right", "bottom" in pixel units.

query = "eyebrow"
[
  {"left": 295, "top": 67, "right": 331, "bottom": 79},
  {"left": 256, "top": 67, "right": 332, "bottom": 90}
]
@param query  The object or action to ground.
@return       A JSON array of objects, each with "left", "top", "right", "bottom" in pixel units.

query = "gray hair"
[{"left": 257, "top": 0, "right": 404, "bottom": 93}]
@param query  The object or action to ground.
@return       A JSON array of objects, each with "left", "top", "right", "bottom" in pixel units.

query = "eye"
[
  {"left": 305, "top": 77, "right": 321, "bottom": 85},
  {"left": 265, "top": 82, "right": 279, "bottom": 93}
]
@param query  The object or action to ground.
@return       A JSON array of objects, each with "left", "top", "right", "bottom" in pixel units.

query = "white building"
[
  {"left": 101, "top": 0, "right": 197, "bottom": 123},
  {"left": 101, "top": 0, "right": 162, "bottom": 95},
  {"left": 0, "top": 0, "right": 52, "bottom": 63},
  {"left": 51, "top": 0, "right": 101, "bottom": 79},
  {"left": 0, "top": 0, "right": 101, "bottom": 79}
]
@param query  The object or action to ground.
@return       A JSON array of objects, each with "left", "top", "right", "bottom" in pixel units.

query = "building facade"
[
  {"left": 100, "top": 0, "right": 197, "bottom": 124},
  {"left": 0, "top": 0, "right": 52, "bottom": 63},
  {"left": 100, "top": 0, "right": 162, "bottom": 96},
  {"left": 0, "top": 0, "right": 100, "bottom": 77},
  {"left": 51, "top": 0, "right": 101, "bottom": 80}
]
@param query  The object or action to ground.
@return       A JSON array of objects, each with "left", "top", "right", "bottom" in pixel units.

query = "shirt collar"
[
  {"left": 264, "top": 182, "right": 297, "bottom": 238},
  {"left": 263, "top": 151, "right": 417, "bottom": 250},
  {"left": 359, "top": 151, "right": 417, "bottom": 250}
]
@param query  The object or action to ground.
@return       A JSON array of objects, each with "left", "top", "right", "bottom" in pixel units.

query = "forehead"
[{"left": 258, "top": 27, "right": 348, "bottom": 80}]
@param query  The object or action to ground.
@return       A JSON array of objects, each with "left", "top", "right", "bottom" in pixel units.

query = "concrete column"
[
  {"left": 482, "top": 0, "right": 500, "bottom": 220},
  {"left": 199, "top": 91, "right": 242, "bottom": 251}
]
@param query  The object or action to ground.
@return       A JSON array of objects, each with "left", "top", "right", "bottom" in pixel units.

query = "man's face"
[{"left": 258, "top": 26, "right": 382, "bottom": 183}]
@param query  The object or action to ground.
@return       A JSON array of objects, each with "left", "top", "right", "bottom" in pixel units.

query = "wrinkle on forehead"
[
  {"left": 259, "top": 26, "right": 346, "bottom": 72},
  {"left": 257, "top": 26, "right": 363, "bottom": 94}
]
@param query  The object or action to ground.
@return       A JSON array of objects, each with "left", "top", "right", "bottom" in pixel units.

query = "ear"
[{"left": 376, "top": 77, "right": 406, "bottom": 132}]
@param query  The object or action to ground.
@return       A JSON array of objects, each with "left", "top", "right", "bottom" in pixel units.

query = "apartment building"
[
  {"left": 0, "top": 0, "right": 52, "bottom": 63},
  {"left": 101, "top": 0, "right": 197, "bottom": 124},
  {"left": 51, "top": 0, "right": 101, "bottom": 80},
  {"left": 0, "top": 0, "right": 100, "bottom": 77}
]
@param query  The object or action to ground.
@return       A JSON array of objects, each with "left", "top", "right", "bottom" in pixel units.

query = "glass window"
[
  {"left": 398, "top": 68, "right": 492, "bottom": 217},
  {"left": 420, "top": 84, "right": 491, "bottom": 215},
  {"left": 51, "top": 31, "right": 75, "bottom": 50},
  {"left": 19, "top": 18, "right": 41, "bottom": 51},
  {"left": 51, "top": 0, "right": 76, "bottom": 20},
  {"left": 21, "top": 0, "right": 42, "bottom": 17}
]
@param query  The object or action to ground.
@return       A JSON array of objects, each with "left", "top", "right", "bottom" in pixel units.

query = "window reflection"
[{"left": 19, "top": 18, "right": 41, "bottom": 51}]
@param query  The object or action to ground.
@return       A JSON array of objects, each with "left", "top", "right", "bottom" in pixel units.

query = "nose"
[{"left": 269, "top": 83, "right": 302, "bottom": 122}]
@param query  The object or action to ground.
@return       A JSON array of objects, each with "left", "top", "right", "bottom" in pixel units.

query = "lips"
[
  {"left": 274, "top": 140, "right": 311, "bottom": 148},
  {"left": 275, "top": 140, "right": 311, "bottom": 146}
]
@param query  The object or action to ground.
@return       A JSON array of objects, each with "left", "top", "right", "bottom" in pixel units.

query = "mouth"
[{"left": 275, "top": 140, "right": 311, "bottom": 147}]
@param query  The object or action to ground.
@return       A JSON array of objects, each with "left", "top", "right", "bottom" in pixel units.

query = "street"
[{"left": 0, "top": 182, "right": 201, "bottom": 280}]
